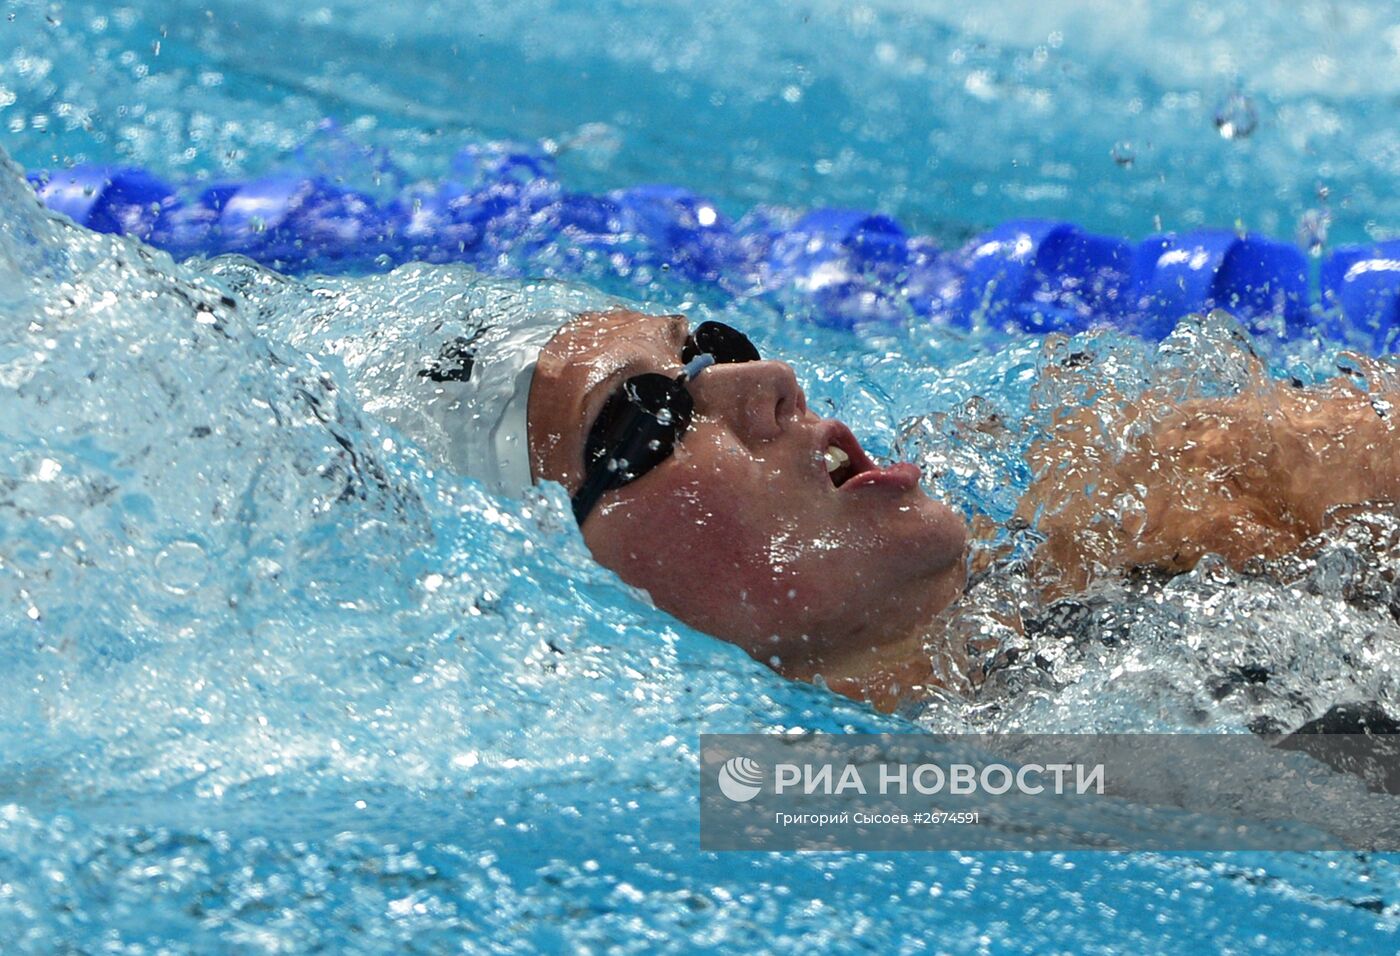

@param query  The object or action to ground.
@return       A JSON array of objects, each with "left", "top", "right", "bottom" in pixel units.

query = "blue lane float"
[
  {"left": 1320, "top": 242, "right": 1400, "bottom": 354},
  {"left": 762, "top": 209, "right": 911, "bottom": 324},
  {"left": 611, "top": 185, "right": 740, "bottom": 285},
  {"left": 1130, "top": 231, "right": 1310, "bottom": 340},
  {"left": 34, "top": 165, "right": 179, "bottom": 239},
  {"left": 25, "top": 153, "right": 1400, "bottom": 350},
  {"left": 954, "top": 220, "right": 1132, "bottom": 336}
]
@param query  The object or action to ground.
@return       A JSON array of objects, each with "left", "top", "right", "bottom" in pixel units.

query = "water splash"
[
  {"left": 6, "top": 0, "right": 1400, "bottom": 244},
  {"left": 2, "top": 143, "right": 1398, "bottom": 947},
  {"left": 901, "top": 316, "right": 1400, "bottom": 741}
]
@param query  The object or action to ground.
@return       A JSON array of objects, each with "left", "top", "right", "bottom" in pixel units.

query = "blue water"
[{"left": 2, "top": 1, "right": 1400, "bottom": 951}]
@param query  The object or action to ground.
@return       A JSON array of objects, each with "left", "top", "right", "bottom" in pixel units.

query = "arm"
[{"left": 1013, "top": 368, "right": 1400, "bottom": 596}]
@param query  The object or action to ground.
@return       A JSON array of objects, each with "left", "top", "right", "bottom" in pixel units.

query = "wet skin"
[
  {"left": 526, "top": 309, "right": 969, "bottom": 707},
  {"left": 1010, "top": 360, "right": 1400, "bottom": 596},
  {"left": 526, "top": 310, "right": 1400, "bottom": 713}
]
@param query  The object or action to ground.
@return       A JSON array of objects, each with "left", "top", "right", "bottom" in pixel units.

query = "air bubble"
[
  {"left": 1214, "top": 90, "right": 1258, "bottom": 140},
  {"left": 154, "top": 540, "right": 210, "bottom": 594}
]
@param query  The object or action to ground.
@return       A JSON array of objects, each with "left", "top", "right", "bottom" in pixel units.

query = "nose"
[{"left": 688, "top": 360, "right": 810, "bottom": 443}]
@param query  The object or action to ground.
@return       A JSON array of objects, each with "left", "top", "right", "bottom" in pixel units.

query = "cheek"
[
  {"left": 585, "top": 453, "right": 804, "bottom": 626},
  {"left": 607, "top": 472, "right": 771, "bottom": 590}
]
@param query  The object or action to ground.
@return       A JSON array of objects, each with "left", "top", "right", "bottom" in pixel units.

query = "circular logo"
[{"left": 717, "top": 756, "right": 764, "bottom": 802}]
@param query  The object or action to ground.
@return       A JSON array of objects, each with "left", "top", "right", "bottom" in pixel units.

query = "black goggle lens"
[
  {"left": 573, "top": 321, "right": 758, "bottom": 524},
  {"left": 682, "top": 321, "right": 761, "bottom": 365},
  {"left": 582, "top": 373, "right": 694, "bottom": 479}
]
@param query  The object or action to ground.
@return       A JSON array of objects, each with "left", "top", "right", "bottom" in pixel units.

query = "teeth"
[{"left": 824, "top": 444, "right": 850, "bottom": 474}]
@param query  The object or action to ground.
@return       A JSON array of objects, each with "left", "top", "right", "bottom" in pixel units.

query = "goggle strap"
[{"left": 571, "top": 466, "right": 613, "bottom": 524}]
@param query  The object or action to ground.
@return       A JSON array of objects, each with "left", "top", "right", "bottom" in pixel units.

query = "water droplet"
[
  {"left": 1214, "top": 91, "right": 1258, "bottom": 140},
  {"left": 154, "top": 540, "right": 210, "bottom": 594},
  {"left": 1297, "top": 208, "right": 1330, "bottom": 257}
]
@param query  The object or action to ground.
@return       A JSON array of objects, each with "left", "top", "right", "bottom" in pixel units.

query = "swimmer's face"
[{"left": 527, "top": 309, "right": 968, "bottom": 683}]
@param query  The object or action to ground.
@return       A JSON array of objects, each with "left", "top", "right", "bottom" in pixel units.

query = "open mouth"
[{"left": 819, "top": 422, "right": 877, "bottom": 489}]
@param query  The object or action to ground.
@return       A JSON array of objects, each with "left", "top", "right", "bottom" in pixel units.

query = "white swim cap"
[
  {"left": 410, "top": 303, "right": 570, "bottom": 496},
  {"left": 252, "top": 264, "right": 626, "bottom": 498},
  {"left": 382, "top": 276, "right": 632, "bottom": 497}
]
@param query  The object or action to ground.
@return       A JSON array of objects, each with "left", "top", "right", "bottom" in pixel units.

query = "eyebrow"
[
  {"left": 577, "top": 318, "right": 690, "bottom": 436},
  {"left": 579, "top": 357, "right": 651, "bottom": 436}
]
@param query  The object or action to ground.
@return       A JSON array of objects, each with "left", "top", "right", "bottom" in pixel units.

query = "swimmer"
[{"left": 362, "top": 296, "right": 1400, "bottom": 713}]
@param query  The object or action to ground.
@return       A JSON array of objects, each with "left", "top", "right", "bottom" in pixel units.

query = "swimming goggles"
[{"left": 571, "top": 321, "right": 761, "bottom": 524}]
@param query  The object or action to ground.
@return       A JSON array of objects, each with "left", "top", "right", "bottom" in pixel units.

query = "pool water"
[{"left": 2, "top": 0, "right": 1400, "bottom": 951}]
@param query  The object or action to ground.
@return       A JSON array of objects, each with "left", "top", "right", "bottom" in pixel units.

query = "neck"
[{"left": 781, "top": 570, "right": 969, "bottom": 713}]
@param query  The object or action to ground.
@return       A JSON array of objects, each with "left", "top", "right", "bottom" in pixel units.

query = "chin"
[
  {"left": 881, "top": 495, "right": 968, "bottom": 569},
  {"left": 932, "top": 502, "right": 970, "bottom": 567}
]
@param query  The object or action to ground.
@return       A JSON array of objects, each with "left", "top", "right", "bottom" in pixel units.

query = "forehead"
[
  {"left": 528, "top": 308, "right": 689, "bottom": 483},
  {"left": 537, "top": 309, "right": 689, "bottom": 403},
  {"left": 544, "top": 309, "right": 688, "bottom": 366}
]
